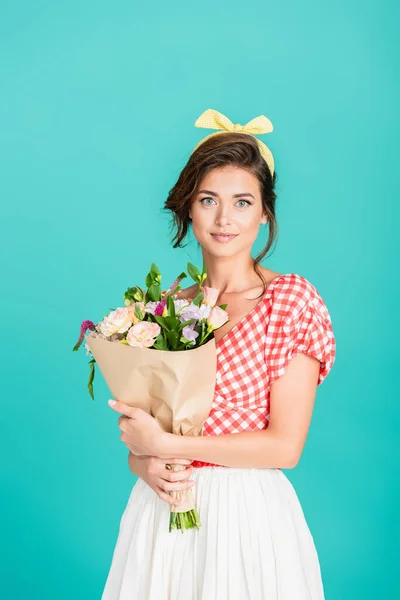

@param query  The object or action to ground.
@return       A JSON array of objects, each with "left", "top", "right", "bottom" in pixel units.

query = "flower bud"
[
  {"left": 201, "top": 286, "right": 220, "bottom": 308},
  {"left": 207, "top": 306, "right": 229, "bottom": 331}
]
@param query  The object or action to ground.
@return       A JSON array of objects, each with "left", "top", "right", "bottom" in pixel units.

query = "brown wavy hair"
[{"left": 164, "top": 132, "right": 278, "bottom": 295}]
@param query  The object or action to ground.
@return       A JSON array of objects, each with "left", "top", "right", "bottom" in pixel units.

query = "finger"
[
  {"left": 162, "top": 468, "right": 194, "bottom": 483},
  {"left": 156, "top": 488, "right": 182, "bottom": 507},
  {"left": 118, "top": 416, "right": 130, "bottom": 431},
  {"left": 108, "top": 399, "right": 138, "bottom": 418},
  {"left": 162, "top": 479, "right": 196, "bottom": 493},
  {"left": 163, "top": 458, "right": 193, "bottom": 466}
]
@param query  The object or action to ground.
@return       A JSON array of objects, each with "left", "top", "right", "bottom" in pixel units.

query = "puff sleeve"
[{"left": 265, "top": 274, "right": 336, "bottom": 387}]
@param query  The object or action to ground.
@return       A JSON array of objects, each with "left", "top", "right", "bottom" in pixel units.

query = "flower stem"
[{"left": 169, "top": 509, "right": 201, "bottom": 533}]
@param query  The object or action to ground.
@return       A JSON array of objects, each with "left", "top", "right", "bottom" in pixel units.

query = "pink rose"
[
  {"left": 98, "top": 308, "right": 132, "bottom": 337},
  {"left": 207, "top": 306, "right": 229, "bottom": 331},
  {"left": 126, "top": 322, "right": 161, "bottom": 348},
  {"left": 201, "top": 286, "right": 220, "bottom": 308}
]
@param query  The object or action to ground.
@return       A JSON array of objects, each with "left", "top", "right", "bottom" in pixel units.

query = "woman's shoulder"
[
  {"left": 269, "top": 272, "right": 319, "bottom": 298},
  {"left": 264, "top": 272, "right": 336, "bottom": 386},
  {"left": 267, "top": 272, "right": 331, "bottom": 318}
]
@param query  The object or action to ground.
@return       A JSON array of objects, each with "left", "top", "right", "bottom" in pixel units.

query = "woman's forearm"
[
  {"left": 128, "top": 451, "right": 139, "bottom": 476},
  {"left": 161, "top": 428, "right": 298, "bottom": 469},
  {"left": 128, "top": 451, "right": 148, "bottom": 477}
]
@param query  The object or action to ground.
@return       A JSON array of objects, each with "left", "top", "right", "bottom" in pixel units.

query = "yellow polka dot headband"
[{"left": 192, "top": 108, "right": 275, "bottom": 176}]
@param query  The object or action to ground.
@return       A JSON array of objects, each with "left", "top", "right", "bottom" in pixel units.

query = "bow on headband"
[{"left": 192, "top": 108, "right": 274, "bottom": 176}]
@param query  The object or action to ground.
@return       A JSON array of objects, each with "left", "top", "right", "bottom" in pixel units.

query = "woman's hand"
[
  {"left": 128, "top": 454, "right": 195, "bottom": 507},
  {"left": 108, "top": 399, "right": 170, "bottom": 457}
]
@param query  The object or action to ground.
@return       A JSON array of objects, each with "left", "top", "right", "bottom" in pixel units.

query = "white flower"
[
  {"left": 174, "top": 299, "right": 190, "bottom": 313},
  {"left": 144, "top": 301, "right": 158, "bottom": 315},
  {"left": 179, "top": 303, "right": 211, "bottom": 323}
]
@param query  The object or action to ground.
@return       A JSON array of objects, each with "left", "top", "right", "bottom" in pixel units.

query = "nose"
[{"left": 215, "top": 206, "right": 231, "bottom": 227}]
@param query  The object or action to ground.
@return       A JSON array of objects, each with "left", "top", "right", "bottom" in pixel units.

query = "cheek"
[
  {"left": 239, "top": 211, "right": 262, "bottom": 231},
  {"left": 191, "top": 207, "right": 211, "bottom": 230}
]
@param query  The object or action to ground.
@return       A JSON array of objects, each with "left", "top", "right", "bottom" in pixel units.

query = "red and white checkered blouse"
[{"left": 192, "top": 273, "right": 336, "bottom": 469}]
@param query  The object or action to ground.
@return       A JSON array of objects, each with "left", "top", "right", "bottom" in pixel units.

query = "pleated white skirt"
[{"left": 101, "top": 466, "right": 325, "bottom": 600}]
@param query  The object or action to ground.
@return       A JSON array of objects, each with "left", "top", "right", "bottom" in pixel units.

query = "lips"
[{"left": 211, "top": 233, "right": 238, "bottom": 243}]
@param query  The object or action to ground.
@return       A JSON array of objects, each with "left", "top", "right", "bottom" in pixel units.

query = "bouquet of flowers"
[{"left": 72, "top": 262, "right": 229, "bottom": 532}]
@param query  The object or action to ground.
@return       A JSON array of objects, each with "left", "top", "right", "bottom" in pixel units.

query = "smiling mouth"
[{"left": 211, "top": 233, "right": 238, "bottom": 243}]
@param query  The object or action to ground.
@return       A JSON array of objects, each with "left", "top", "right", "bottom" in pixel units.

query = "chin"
[{"left": 201, "top": 239, "right": 248, "bottom": 259}]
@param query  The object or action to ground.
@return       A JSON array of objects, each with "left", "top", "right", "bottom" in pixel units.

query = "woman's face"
[{"left": 188, "top": 166, "right": 268, "bottom": 258}]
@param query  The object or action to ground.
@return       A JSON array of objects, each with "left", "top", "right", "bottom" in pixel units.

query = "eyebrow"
[{"left": 197, "top": 189, "right": 255, "bottom": 200}]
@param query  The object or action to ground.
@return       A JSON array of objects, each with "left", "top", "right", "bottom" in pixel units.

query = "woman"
[{"left": 103, "top": 109, "right": 336, "bottom": 599}]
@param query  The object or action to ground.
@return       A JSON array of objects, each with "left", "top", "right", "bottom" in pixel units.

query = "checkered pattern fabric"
[{"left": 192, "top": 273, "right": 336, "bottom": 468}]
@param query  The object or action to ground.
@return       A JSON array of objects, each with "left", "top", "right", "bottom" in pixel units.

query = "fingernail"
[{"left": 108, "top": 399, "right": 117, "bottom": 407}]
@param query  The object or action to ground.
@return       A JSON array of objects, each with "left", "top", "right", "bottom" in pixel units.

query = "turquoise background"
[{"left": 1, "top": 1, "right": 398, "bottom": 598}]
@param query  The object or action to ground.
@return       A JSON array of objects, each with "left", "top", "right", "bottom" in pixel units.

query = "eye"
[
  {"left": 236, "top": 199, "right": 251, "bottom": 207},
  {"left": 200, "top": 197, "right": 216, "bottom": 206}
]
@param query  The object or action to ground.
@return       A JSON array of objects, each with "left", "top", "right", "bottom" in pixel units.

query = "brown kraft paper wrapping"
[{"left": 86, "top": 335, "right": 217, "bottom": 513}]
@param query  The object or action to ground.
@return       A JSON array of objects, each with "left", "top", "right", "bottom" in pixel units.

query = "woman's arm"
[{"left": 161, "top": 353, "right": 321, "bottom": 469}]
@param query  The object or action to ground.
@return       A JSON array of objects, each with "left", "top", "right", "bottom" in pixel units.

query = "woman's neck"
[{"left": 202, "top": 252, "right": 258, "bottom": 294}]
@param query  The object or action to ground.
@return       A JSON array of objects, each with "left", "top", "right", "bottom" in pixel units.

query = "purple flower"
[
  {"left": 73, "top": 320, "right": 96, "bottom": 351},
  {"left": 182, "top": 323, "right": 199, "bottom": 344},
  {"left": 154, "top": 298, "right": 167, "bottom": 316},
  {"left": 170, "top": 277, "right": 180, "bottom": 293}
]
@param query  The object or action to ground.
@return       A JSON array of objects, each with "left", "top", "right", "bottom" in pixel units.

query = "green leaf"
[
  {"left": 153, "top": 315, "right": 169, "bottom": 331},
  {"left": 153, "top": 342, "right": 166, "bottom": 350},
  {"left": 153, "top": 333, "right": 168, "bottom": 351},
  {"left": 162, "top": 327, "right": 169, "bottom": 345},
  {"left": 135, "top": 286, "right": 145, "bottom": 302},
  {"left": 219, "top": 303, "right": 228, "bottom": 311},
  {"left": 147, "top": 284, "right": 161, "bottom": 302},
  {"left": 134, "top": 304, "right": 144, "bottom": 321},
  {"left": 180, "top": 337, "right": 196, "bottom": 346},
  {"left": 88, "top": 359, "right": 95, "bottom": 400},
  {"left": 154, "top": 315, "right": 180, "bottom": 332},
  {"left": 178, "top": 318, "right": 197, "bottom": 331},
  {"left": 145, "top": 272, "right": 153, "bottom": 288},
  {"left": 150, "top": 262, "right": 161, "bottom": 276},
  {"left": 124, "top": 285, "right": 144, "bottom": 303},
  {"left": 167, "top": 295, "right": 175, "bottom": 318},
  {"left": 164, "top": 316, "right": 180, "bottom": 331},
  {"left": 187, "top": 262, "right": 201, "bottom": 282},
  {"left": 192, "top": 292, "right": 204, "bottom": 306},
  {"left": 150, "top": 263, "right": 162, "bottom": 284},
  {"left": 166, "top": 330, "right": 179, "bottom": 349}
]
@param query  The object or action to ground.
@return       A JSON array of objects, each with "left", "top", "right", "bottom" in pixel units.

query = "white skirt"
[{"left": 101, "top": 466, "right": 325, "bottom": 600}]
